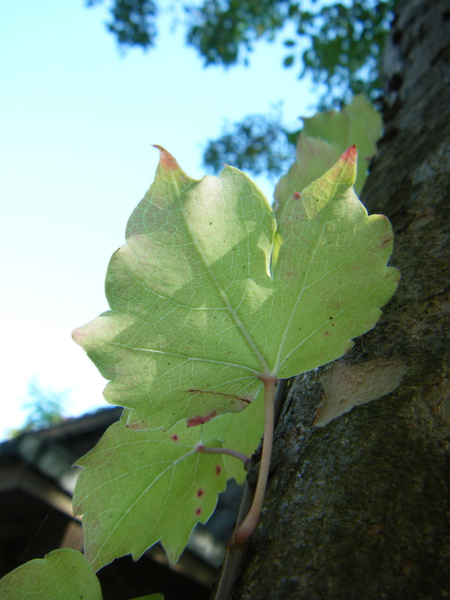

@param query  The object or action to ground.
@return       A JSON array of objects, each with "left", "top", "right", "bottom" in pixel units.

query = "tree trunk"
[{"left": 229, "top": 0, "right": 450, "bottom": 598}]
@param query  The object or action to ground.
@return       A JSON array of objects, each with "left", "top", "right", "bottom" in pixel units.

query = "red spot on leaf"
[
  {"left": 215, "top": 465, "right": 221, "bottom": 476},
  {"left": 171, "top": 434, "right": 179, "bottom": 442},
  {"left": 197, "top": 489, "right": 204, "bottom": 497},
  {"left": 293, "top": 191, "right": 301, "bottom": 200},
  {"left": 195, "top": 508, "right": 202, "bottom": 516},
  {"left": 187, "top": 411, "right": 217, "bottom": 427}
]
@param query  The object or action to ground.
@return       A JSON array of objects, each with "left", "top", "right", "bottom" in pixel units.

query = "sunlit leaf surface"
[
  {"left": 74, "top": 418, "right": 228, "bottom": 569},
  {"left": 74, "top": 144, "right": 397, "bottom": 431},
  {"left": 274, "top": 95, "right": 382, "bottom": 207}
]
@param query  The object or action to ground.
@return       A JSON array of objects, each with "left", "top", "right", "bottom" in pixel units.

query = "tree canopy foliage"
[
  {"left": 8, "top": 379, "right": 67, "bottom": 436},
  {"left": 86, "top": 0, "right": 396, "bottom": 175}
]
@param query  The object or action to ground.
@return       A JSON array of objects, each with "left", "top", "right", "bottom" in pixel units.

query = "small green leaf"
[
  {"left": 0, "top": 548, "right": 103, "bottom": 599},
  {"left": 74, "top": 393, "right": 263, "bottom": 570},
  {"left": 274, "top": 94, "right": 382, "bottom": 206},
  {"left": 283, "top": 54, "right": 295, "bottom": 67},
  {"left": 73, "top": 419, "right": 228, "bottom": 569}
]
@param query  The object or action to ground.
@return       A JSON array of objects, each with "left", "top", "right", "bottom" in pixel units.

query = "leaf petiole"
[
  {"left": 233, "top": 375, "right": 277, "bottom": 546},
  {"left": 196, "top": 444, "right": 249, "bottom": 465}
]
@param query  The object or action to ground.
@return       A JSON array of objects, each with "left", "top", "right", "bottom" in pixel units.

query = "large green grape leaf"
[
  {"left": 0, "top": 548, "right": 103, "bottom": 599},
  {"left": 274, "top": 95, "right": 382, "bottom": 207},
  {"left": 73, "top": 418, "right": 229, "bottom": 570},
  {"left": 73, "top": 144, "right": 398, "bottom": 432}
]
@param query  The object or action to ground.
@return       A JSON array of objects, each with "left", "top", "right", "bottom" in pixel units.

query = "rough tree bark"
[{"left": 226, "top": 0, "right": 450, "bottom": 598}]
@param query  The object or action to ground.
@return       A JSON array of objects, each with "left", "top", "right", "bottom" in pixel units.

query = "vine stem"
[
  {"left": 233, "top": 374, "right": 277, "bottom": 546},
  {"left": 196, "top": 445, "right": 249, "bottom": 465}
]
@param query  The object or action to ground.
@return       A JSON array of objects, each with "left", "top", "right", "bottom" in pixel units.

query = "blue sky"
[{"left": 1, "top": 1, "right": 317, "bottom": 439}]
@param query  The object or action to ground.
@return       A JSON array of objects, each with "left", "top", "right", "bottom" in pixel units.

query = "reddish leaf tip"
[
  {"left": 71, "top": 327, "right": 85, "bottom": 346},
  {"left": 341, "top": 145, "right": 358, "bottom": 164},
  {"left": 152, "top": 144, "right": 181, "bottom": 172}
]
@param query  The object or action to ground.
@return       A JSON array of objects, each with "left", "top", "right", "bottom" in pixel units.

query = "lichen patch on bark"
[{"left": 314, "top": 358, "right": 407, "bottom": 427}]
